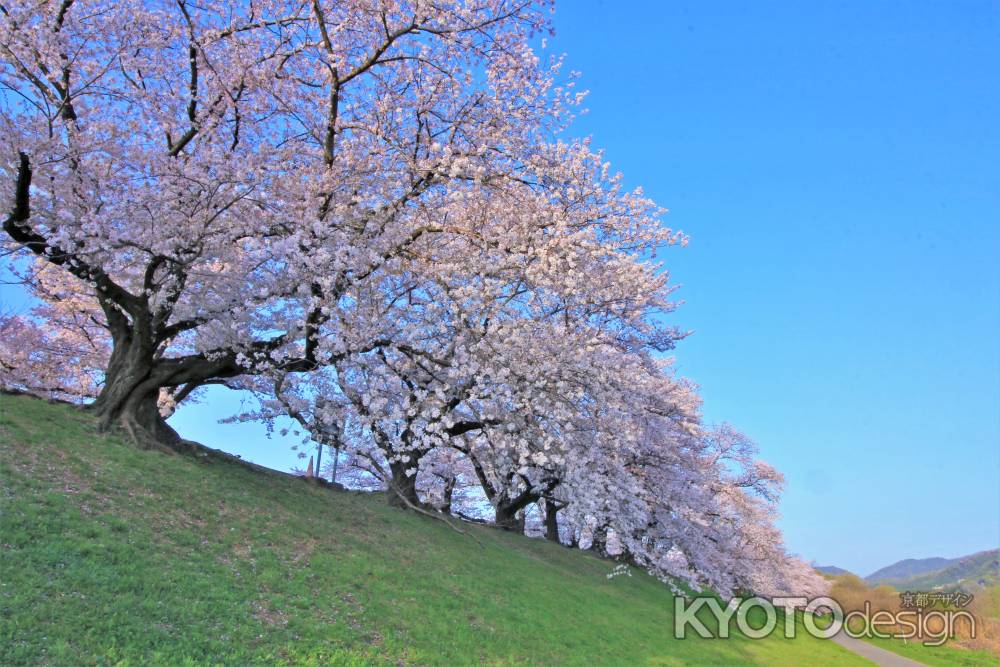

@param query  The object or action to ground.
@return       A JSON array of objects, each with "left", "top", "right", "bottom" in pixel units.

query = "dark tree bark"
[
  {"left": 89, "top": 308, "right": 178, "bottom": 444},
  {"left": 494, "top": 504, "right": 525, "bottom": 532},
  {"left": 92, "top": 369, "right": 181, "bottom": 445},
  {"left": 4, "top": 153, "right": 224, "bottom": 447},
  {"left": 84, "top": 300, "right": 256, "bottom": 449},
  {"left": 461, "top": 446, "right": 561, "bottom": 533},
  {"left": 3, "top": 152, "right": 325, "bottom": 449},
  {"left": 441, "top": 476, "right": 455, "bottom": 515},
  {"left": 387, "top": 458, "right": 425, "bottom": 509},
  {"left": 489, "top": 485, "right": 540, "bottom": 534},
  {"left": 544, "top": 499, "right": 562, "bottom": 543}
]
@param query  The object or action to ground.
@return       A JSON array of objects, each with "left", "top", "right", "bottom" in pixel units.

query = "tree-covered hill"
[
  {"left": 889, "top": 552, "right": 999, "bottom": 592},
  {"left": 867, "top": 558, "right": 960, "bottom": 586}
]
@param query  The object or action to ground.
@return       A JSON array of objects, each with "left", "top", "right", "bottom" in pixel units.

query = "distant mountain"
[
  {"left": 866, "top": 557, "right": 957, "bottom": 584},
  {"left": 815, "top": 565, "right": 852, "bottom": 576},
  {"left": 898, "top": 550, "right": 999, "bottom": 591},
  {"left": 866, "top": 550, "right": 999, "bottom": 591}
]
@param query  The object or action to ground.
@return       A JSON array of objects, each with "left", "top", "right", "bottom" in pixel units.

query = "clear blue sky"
[
  {"left": 536, "top": 0, "right": 1000, "bottom": 574},
  {"left": 5, "top": 0, "right": 998, "bottom": 576}
]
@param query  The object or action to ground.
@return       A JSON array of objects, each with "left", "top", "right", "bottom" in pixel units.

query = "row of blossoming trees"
[{"left": 0, "top": 0, "right": 826, "bottom": 599}]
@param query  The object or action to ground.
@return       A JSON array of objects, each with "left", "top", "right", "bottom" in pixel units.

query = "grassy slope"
[
  {"left": 863, "top": 636, "right": 995, "bottom": 667},
  {"left": 0, "top": 394, "right": 870, "bottom": 666}
]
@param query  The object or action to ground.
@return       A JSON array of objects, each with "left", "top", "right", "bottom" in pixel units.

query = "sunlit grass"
[{"left": 0, "top": 393, "right": 870, "bottom": 665}]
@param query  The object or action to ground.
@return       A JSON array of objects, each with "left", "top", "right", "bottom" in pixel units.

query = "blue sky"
[
  {"left": 4, "top": 1, "right": 998, "bottom": 576},
  {"left": 173, "top": 0, "right": 1000, "bottom": 574},
  {"left": 536, "top": 0, "right": 1000, "bottom": 574}
]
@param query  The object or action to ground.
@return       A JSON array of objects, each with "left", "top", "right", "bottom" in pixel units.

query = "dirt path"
[{"left": 829, "top": 633, "right": 929, "bottom": 666}]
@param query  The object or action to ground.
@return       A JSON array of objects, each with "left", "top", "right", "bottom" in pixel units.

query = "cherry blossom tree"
[
  {"left": 0, "top": 0, "right": 824, "bottom": 600},
  {"left": 0, "top": 260, "right": 107, "bottom": 400},
  {"left": 566, "top": 421, "right": 829, "bottom": 598},
  {"left": 0, "top": 307, "right": 103, "bottom": 400},
  {"left": 1, "top": 0, "right": 600, "bottom": 445}
]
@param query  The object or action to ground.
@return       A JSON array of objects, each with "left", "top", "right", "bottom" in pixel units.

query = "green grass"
[
  {"left": 859, "top": 584, "right": 999, "bottom": 667},
  {"left": 0, "top": 393, "right": 871, "bottom": 666},
  {"left": 862, "top": 636, "right": 996, "bottom": 667}
]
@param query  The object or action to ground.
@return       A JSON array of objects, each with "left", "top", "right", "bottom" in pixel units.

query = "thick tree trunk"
[
  {"left": 5, "top": 153, "right": 207, "bottom": 450},
  {"left": 544, "top": 502, "right": 561, "bottom": 543},
  {"left": 441, "top": 476, "right": 455, "bottom": 515},
  {"left": 494, "top": 504, "right": 525, "bottom": 533},
  {"left": 89, "top": 333, "right": 180, "bottom": 448},
  {"left": 387, "top": 459, "right": 424, "bottom": 509}
]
